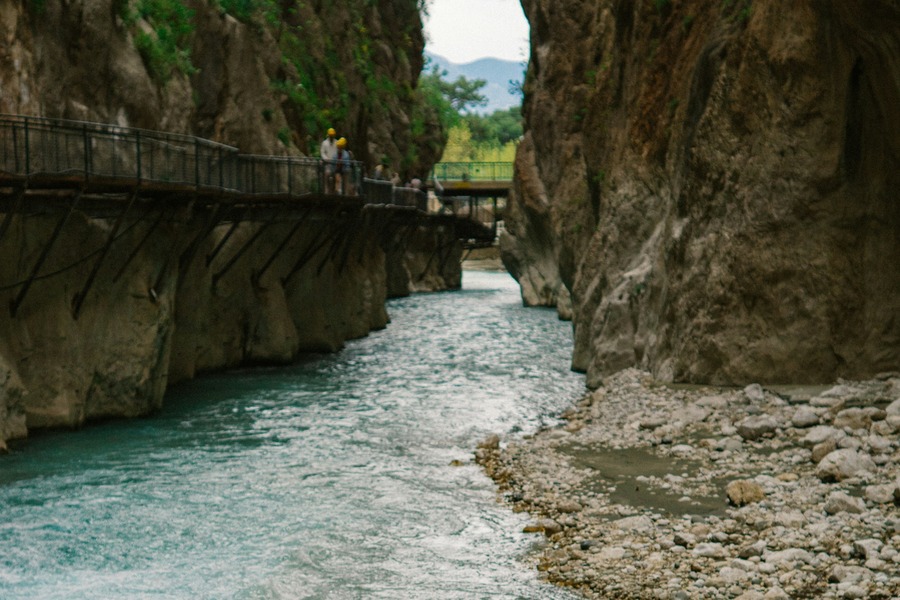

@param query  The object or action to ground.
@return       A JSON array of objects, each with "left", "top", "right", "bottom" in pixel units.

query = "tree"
[
  {"left": 417, "top": 61, "right": 487, "bottom": 128},
  {"left": 464, "top": 106, "right": 522, "bottom": 146}
]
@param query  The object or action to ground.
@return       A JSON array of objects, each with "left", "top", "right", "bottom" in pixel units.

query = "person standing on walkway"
[
  {"left": 335, "top": 137, "right": 354, "bottom": 195},
  {"left": 321, "top": 127, "right": 338, "bottom": 194}
]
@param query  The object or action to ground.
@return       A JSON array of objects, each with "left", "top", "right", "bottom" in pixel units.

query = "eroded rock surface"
[{"left": 505, "top": 0, "right": 900, "bottom": 385}]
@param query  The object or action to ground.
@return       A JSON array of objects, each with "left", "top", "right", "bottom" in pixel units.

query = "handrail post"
[
  {"left": 82, "top": 123, "right": 90, "bottom": 181},
  {"left": 12, "top": 122, "right": 19, "bottom": 174},
  {"left": 194, "top": 139, "right": 200, "bottom": 188},
  {"left": 136, "top": 130, "right": 142, "bottom": 183},
  {"left": 23, "top": 116, "right": 30, "bottom": 176}
]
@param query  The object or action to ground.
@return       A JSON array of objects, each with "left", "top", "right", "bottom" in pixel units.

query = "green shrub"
[{"left": 128, "top": 0, "right": 196, "bottom": 82}]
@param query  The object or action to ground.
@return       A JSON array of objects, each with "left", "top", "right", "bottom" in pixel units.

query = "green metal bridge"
[
  {"left": 429, "top": 162, "right": 513, "bottom": 249},
  {"left": 430, "top": 161, "right": 513, "bottom": 198}
]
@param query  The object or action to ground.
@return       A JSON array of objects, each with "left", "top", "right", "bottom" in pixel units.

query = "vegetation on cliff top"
[{"left": 418, "top": 59, "right": 523, "bottom": 163}]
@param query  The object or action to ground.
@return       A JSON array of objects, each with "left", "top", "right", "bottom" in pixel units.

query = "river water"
[{"left": 0, "top": 271, "right": 585, "bottom": 599}]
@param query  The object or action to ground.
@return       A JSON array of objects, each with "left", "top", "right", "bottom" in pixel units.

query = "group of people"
[
  {"left": 319, "top": 127, "right": 355, "bottom": 195},
  {"left": 320, "top": 127, "right": 415, "bottom": 195}
]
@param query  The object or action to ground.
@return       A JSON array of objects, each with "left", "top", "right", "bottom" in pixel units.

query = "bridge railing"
[
  {"left": 432, "top": 161, "right": 513, "bottom": 182},
  {"left": 235, "top": 154, "right": 368, "bottom": 197},
  {"left": 0, "top": 115, "right": 371, "bottom": 197},
  {"left": 362, "top": 178, "right": 427, "bottom": 211},
  {"left": 0, "top": 114, "right": 240, "bottom": 189}
]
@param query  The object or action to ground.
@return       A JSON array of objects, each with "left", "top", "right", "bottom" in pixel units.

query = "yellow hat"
[
  {"left": 337, "top": 137, "right": 347, "bottom": 148},
  {"left": 327, "top": 128, "right": 336, "bottom": 136}
]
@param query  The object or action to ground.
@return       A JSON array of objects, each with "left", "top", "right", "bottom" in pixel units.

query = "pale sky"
[{"left": 423, "top": 0, "right": 529, "bottom": 64}]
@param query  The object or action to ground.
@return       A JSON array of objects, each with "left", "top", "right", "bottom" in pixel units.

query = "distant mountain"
[{"left": 425, "top": 52, "right": 525, "bottom": 114}]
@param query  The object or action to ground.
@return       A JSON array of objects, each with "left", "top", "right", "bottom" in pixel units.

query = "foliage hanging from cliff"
[{"left": 121, "top": 0, "right": 196, "bottom": 82}]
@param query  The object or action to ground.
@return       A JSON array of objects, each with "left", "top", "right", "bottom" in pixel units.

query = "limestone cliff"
[
  {"left": 0, "top": 204, "right": 460, "bottom": 447},
  {"left": 504, "top": 0, "right": 900, "bottom": 386},
  {"left": 0, "top": 0, "right": 435, "bottom": 174},
  {"left": 0, "top": 0, "right": 462, "bottom": 448}
]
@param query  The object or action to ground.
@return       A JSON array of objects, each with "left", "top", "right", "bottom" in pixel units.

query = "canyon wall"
[
  {"left": 0, "top": 0, "right": 460, "bottom": 448},
  {"left": 0, "top": 206, "right": 460, "bottom": 447},
  {"left": 505, "top": 0, "right": 900, "bottom": 386},
  {"left": 0, "top": 0, "right": 438, "bottom": 173}
]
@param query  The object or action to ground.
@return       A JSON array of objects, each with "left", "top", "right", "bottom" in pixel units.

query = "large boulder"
[
  {"left": 506, "top": 0, "right": 900, "bottom": 386},
  {"left": 815, "top": 449, "right": 877, "bottom": 482}
]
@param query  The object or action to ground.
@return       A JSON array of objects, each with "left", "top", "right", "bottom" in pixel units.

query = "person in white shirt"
[{"left": 320, "top": 127, "right": 338, "bottom": 193}]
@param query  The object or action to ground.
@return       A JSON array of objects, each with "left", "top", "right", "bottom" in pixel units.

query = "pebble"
[{"left": 475, "top": 368, "right": 900, "bottom": 599}]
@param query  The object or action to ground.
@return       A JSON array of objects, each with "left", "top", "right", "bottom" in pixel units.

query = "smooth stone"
[
  {"left": 811, "top": 439, "right": 837, "bottom": 463},
  {"left": 815, "top": 449, "right": 876, "bottom": 482},
  {"left": 853, "top": 538, "right": 884, "bottom": 560},
  {"left": 764, "top": 548, "right": 814, "bottom": 566},
  {"left": 736, "top": 415, "right": 778, "bottom": 441},
  {"left": 693, "top": 542, "right": 728, "bottom": 558},
  {"left": 801, "top": 426, "right": 844, "bottom": 448},
  {"left": 886, "top": 397, "right": 900, "bottom": 416},
  {"left": 743, "top": 384, "right": 766, "bottom": 403},
  {"left": 477, "top": 434, "right": 500, "bottom": 449},
  {"left": 828, "top": 565, "right": 875, "bottom": 584},
  {"left": 824, "top": 491, "right": 865, "bottom": 515},
  {"left": 556, "top": 500, "right": 582, "bottom": 514},
  {"left": 791, "top": 407, "right": 820, "bottom": 428}
]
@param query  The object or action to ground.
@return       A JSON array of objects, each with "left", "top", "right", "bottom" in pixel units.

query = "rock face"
[
  {"left": 0, "top": 1, "right": 454, "bottom": 444},
  {"left": 0, "top": 0, "right": 437, "bottom": 174},
  {"left": 0, "top": 208, "right": 460, "bottom": 441},
  {"left": 384, "top": 222, "right": 463, "bottom": 298},
  {"left": 505, "top": 0, "right": 900, "bottom": 385}
]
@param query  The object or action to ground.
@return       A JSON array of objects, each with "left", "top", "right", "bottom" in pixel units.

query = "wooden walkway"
[{"left": 0, "top": 115, "right": 499, "bottom": 317}]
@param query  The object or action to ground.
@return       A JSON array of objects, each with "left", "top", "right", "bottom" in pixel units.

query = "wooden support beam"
[
  {"left": 280, "top": 221, "right": 342, "bottom": 286},
  {"left": 205, "top": 207, "right": 248, "bottom": 267},
  {"left": 178, "top": 202, "right": 225, "bottom": 276},
  {"left": 252, "top": 206, "right": 313, "bottom": 287},
  {"left": 113, "top": 205, "right": 167, "bottom": 284},
  {"left": 316, "top": 217, "right": 354, "bottom": 276},
  {"left": 211, "top": 210, "right": 279, "bottom": 286},
  {"left": 71, "top": 190, "right": 138, "bottom": 319},
  {"left": 152, "top": 200, "right": 195, "bottom": 297},
  {"left": 0, "top": 186, "right": 25, "bottom": 247},
  {"left": 10, "top": 190, "right": 81, "bottom": 317},
  {"left": 336, "top": 215, "right": 363, "bottom": 275},
  {"left": 436, "top": 239, "right": 458, "bottom": 278}
]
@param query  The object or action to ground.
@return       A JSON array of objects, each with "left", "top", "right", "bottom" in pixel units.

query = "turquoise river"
[{"left": 0, "top": 271, "right": 585, "bottom": 599}]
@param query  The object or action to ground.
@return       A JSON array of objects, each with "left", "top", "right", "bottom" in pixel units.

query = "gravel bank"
[{"left": 476, "top": 369, "right": 900, "bottom": 599}]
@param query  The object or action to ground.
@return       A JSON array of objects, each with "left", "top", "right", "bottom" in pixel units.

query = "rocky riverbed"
[{"left": 476, "top": 369, "right": 900, "bottom": 599}]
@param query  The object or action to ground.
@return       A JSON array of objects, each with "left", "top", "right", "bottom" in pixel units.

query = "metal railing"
[
  {"left": 432, "top": 161, "right": 513, "bottom": 182},
  {"left": 0, "top": 114, "right": 240, "bottom": 189},
  {"left": 362, "top": 178, "right": 427, "bottom": 211},
  {"left": 0, "top": 115, "right": 499, "bottom": 243},
  {"left": 0, "top": 114, "right": 366, "bottom": 197}
]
